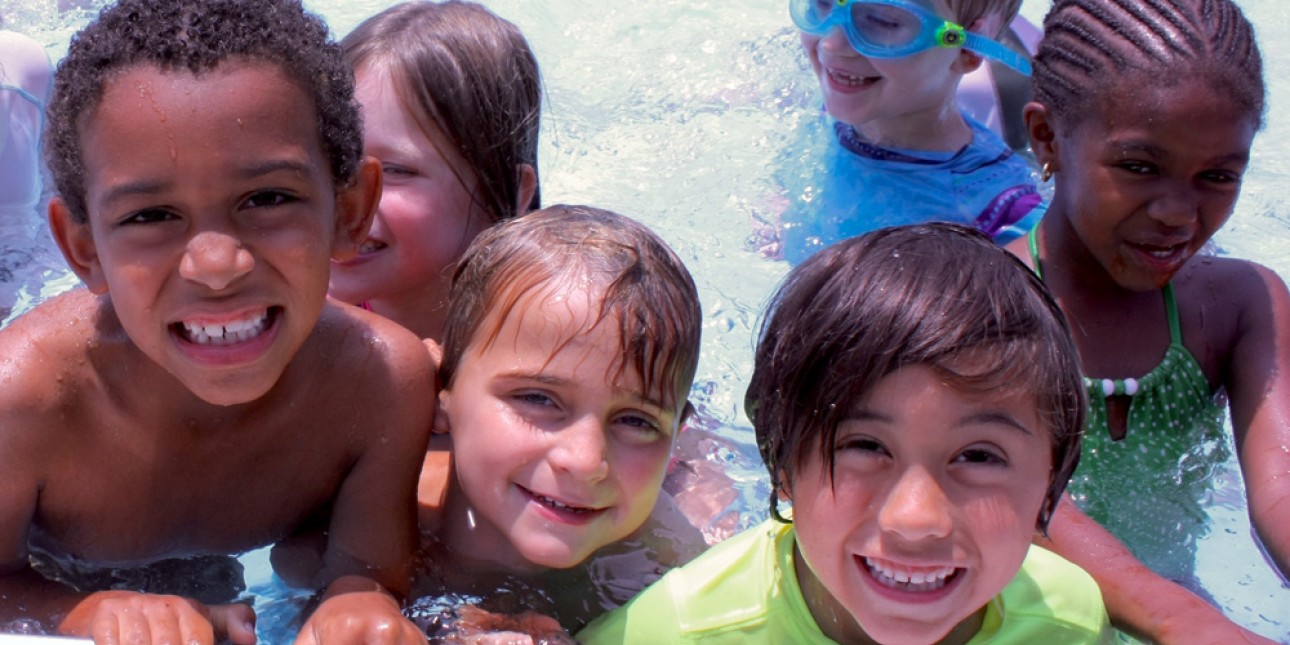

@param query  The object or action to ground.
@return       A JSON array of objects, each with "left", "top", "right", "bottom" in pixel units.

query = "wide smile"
[
  {"left": 171, "top": 307, "right": 281, "bottom": 365},
  {"left": 176, "top": 308, "right": 275, "bottom": 346},
  {"left": 518, "top": 484, "right": 607, "bottom": 525},
  {"left": 1125, "top": 238, "right": 1193, "bottom": 274},
  {"left": 860, "top": 555, "right": 964, "bottom": 600},
  {"left": 826, "top": 67, "right": 880, "bottom": 93}
]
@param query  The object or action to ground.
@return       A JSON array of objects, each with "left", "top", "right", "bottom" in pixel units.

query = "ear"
[
  {"left": 433, "top": 384, "right": 453, "bottom": 435},
  {"left": 515, "top": 163, "right": 538, "bottom": 215},
  {"left": 953, "top": 48, "right": 985, "bottom": 75},
  {"left": 1024, "top": 101, "right": 1059, "bottom": 169},
  {"left": 953, "top": 15, "right": 1004, "bottom": 75},
  {"left": 331, "top": 156, "right": 382, "bottom": 261},
  {"left": 49, "top": 196, "right": 108, "bottom": 294}
]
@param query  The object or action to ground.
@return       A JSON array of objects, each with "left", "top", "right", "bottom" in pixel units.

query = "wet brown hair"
[
  {"left": 440, "top": 205, "right": 701, "bottom": 415},
  {"left": 747, "top": 224, "right": 1085, "bottom": 533},
  {"left": 342, "top": 0, "right": 541, "bottom": 223}
]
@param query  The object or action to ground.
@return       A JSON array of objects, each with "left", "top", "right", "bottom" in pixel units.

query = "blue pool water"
[{"left": 3, "top": 0, "right": 1288, "bottom": 641}]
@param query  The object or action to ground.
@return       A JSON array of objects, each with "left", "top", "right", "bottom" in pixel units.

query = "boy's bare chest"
[{"left": 33, "top": 402, "right": 362, "bottom": 565}]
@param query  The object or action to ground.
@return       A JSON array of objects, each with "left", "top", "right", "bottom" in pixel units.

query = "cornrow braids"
[
  {"left": 1032, "top": 0, "right": 1263, "bottom": 129},
  {"left": 46, "top": 0, "right": 362, "bottom": 223}
]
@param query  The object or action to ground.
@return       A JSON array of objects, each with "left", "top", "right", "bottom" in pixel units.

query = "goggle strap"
[{"left": 962, "top": 31, "right": 1033, "bottom": 76}]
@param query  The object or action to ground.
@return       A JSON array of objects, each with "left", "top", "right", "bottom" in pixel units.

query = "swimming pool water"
[{"left": 3, "top": 0, "right": 1288, "bottom": 641}]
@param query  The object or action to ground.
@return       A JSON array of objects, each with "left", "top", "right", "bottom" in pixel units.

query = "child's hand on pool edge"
[
  {"left": 293, "top": 575, "right": 427, "bottom": 645},
  {"left": 58, "top": 590, "right": 256, "bottom": 645}
]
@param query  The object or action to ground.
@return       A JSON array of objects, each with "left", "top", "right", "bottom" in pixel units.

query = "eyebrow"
[
  {"left": 843, "top": 409, "right": 1033, "bottom": 436},
  {"left": 97, "top": 158, "right": 317, "bottom": 209},
  {"left": 496, "top": 370, "right": 670, "bottom": 411},
  {"left": 1110, "top": 141, "right": 1250, "bottom": 166}
]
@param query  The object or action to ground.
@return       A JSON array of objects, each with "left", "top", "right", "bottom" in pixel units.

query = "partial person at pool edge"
[
  {"left": 0, "top": 30, "right": 52, "bottom": 322},
  {"left": 328, "top": 0, "right": 541, "bottom": 344},
  {"left": 410, "top": 205, "right": 705, "bottom": 641},
  {"left": 1005, "top": 0, "right": 1287, "bottom": 642},
  {"left": 0, "top": 29, "right": 50, "bottom": 220},
  {"left": 581, "top": 223, "right": 1109, "bottom": 644},
  {"left": 764, "top": 0, "right": 1045, "bottom": 264},
  {"left": 0, "top": 0, "right": 437, "bottom": 643}
]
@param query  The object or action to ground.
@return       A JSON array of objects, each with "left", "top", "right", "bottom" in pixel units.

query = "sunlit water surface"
[{"left": 2, "top": 0, "right": 1288, "bottom": 641}]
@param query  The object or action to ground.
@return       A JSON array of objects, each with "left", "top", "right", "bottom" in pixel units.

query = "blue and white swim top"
[
  {"left": 0, "top": 30, "right": 52, "bottom": 218},
  {"left": 778, "top": 112, "right": 1045, "bottom": 265}
]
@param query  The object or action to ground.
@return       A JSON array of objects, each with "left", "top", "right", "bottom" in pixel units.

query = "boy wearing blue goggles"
[
  {"left": 792, "top": 0, "right": 1032, "bottom": 75},
  {"left": 773, "top": 0, "right": 1044, "bottom": 264}
]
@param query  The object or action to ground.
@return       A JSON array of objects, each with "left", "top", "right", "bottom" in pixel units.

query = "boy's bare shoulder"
[
  {"left": 313, "top": 300, "right": 435, "bottom": 376},
  {"left": 303, "top": 302, "right": 437, "bottom": 418},
  {"left": 0, "top": 289, "right": 110, "bottom": 410}
]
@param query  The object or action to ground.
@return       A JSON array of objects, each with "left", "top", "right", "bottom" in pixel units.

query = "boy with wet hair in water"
[
  {"left": 0, "top": 0, "right": 435, "bottom": 643},
  {"left": 582, "top": 224, "right": 1108, "bottom": 644}
]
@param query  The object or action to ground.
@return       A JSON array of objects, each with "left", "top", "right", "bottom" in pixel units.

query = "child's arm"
[
  {"left": 1224, "top": 262, "right": 1290, "bottom": 576},
  {"left": 1039, "top": 498, "right": 1274, "bottom": 644},
  {"left": 293, "top": 327, "right": 435, "bottom": 645},
  {"left": 0, "top": 424, "right": 254, "bottom": 644}
]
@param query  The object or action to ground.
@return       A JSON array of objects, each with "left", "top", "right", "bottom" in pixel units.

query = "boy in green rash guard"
[{"left": 580, "top": 224, "right": 1110, "bottom": 644}]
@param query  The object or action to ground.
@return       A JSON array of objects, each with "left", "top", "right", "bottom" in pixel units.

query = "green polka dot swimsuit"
[
  {"left": 1028, "top": 229, "right": 1229, "bottom": 582},
  {"left": 1026, "top": 229, "right": 1228, "bottom": 583}
]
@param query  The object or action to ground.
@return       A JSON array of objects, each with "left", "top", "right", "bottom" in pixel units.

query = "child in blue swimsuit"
[
  {"left": 774, "top": 0, "right": 1044, "bottom": 264},
  {"left": 581, "top": 224, "right": 1108, "bottom": 644},
  {"left": 1006, "top": 0, "right": 1287, "bottom": 641}
]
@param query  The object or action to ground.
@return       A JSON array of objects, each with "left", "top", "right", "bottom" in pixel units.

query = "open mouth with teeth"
[
  {"left": 862, "top": 556, "right": 963, "bottom": 594},
  {"left": 827, "top": 68, "right": 880, "bottom": 89},
  {"left": 1130, "top": 241, "right": 1188, "bottom": 260},
  {"left": 175, "top": 307, "right": 279, "bottom": 347},
  {"left": 519, "top": 485, "right": 606, "bottom": 523}
]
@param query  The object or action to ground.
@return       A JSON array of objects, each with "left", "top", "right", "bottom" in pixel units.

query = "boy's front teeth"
[{"left": 182, "top": 311, "right": 270, "bottom": 345}]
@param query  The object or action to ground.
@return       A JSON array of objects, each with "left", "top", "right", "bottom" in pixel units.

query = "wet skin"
[{"left": 0, "top": 60, "right": 435, "bottom": 644}]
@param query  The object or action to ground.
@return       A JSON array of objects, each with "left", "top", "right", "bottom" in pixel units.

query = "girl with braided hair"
[{"left": 1007, "top": 0, "right": 1285, "bottom": 641}]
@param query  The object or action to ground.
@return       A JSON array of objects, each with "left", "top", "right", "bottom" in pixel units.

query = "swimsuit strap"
[
  {"left": 1163, "top": 282, "right": 1182, "bottom": 346},
  {"left": 1026, "top": 226, "right": 1043, "bottom": 278}
]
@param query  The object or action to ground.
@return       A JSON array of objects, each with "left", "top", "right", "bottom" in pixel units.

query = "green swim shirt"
[{"left": 578, "top": 518, "right": 1111, "bottom": 644}]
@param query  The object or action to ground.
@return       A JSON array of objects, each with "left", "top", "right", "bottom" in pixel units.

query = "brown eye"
[
  {"left": 954, "top": 448, "right": 1006, "bottom": 465},
  {"left": 121, "top": 208, "right": 176, "bottom": 225},
  {"left": 244, "top": 191, "right": 295, "bottom": 209}
]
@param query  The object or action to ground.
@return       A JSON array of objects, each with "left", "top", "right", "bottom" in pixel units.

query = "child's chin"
[
  {"left": 519, "top": 542, "right": 598, "bottom": 571},
  {"left": 179, "top": 371, "right": 281, "bottom": 406}
]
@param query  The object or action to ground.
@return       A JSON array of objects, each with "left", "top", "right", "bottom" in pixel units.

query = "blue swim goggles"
[{"left": 790, "top": 0, "right": 1032, "bottom": 75}]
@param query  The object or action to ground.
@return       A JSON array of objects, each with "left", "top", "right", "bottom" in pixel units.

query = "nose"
[
  {"left": 1146, "top": 182, "right": 1201, "bottom": 229},
  {"left": 820, "top": 26, "right": 854, "bottom": 55},
  {"left": 549, "top": 416, "right": 610, "bottom": 483},
  {"left": 877, "top": 466, "right": 953, "bottom": 542},
  {"left": 179, "top": 230, "right": 254, "bottom": 291}
]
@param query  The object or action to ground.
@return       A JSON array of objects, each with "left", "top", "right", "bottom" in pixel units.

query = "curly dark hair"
[{"left": 45, "top": 0, "right": 362, "bottom": 223}]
